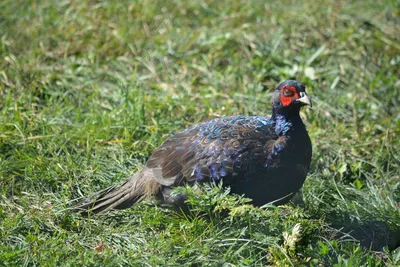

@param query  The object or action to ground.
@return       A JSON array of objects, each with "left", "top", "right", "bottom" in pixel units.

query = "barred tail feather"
[{"left": 75, "top": 170, "right": 160, "bottom": 214}]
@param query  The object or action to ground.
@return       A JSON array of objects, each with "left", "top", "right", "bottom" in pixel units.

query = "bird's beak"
[{"left": 296, "top": 92, "right": 312, "bottom": 107}]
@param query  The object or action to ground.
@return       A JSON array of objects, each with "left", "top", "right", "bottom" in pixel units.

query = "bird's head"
[{"left": 272, "top": 80, "right": 312, "bottom": 118}]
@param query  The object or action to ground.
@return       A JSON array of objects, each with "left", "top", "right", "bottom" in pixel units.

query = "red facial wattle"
[{"left": 280, "top": 85, "right": 299, "bottom": 107}]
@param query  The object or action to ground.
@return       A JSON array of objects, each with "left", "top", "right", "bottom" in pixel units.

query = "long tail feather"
[{"left": 74, "top": 170, "right": 160, "bottom": 214}]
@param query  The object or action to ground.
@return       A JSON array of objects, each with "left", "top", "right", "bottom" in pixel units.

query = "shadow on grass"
[{"left": 325, "top": 215, "right": 400, "bottom": 251}]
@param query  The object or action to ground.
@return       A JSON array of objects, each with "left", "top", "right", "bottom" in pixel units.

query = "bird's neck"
[{"left": 272, "top": 113, "right": 304, "bottom": 136}]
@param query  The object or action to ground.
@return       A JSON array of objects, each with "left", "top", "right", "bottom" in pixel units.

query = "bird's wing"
[{"left": 145, "top": 116, "right": 283, "bottom": 186}]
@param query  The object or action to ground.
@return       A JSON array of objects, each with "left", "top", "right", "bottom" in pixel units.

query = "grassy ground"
[{"left": 1, "top": 0, "right": 399, "bottom": 266}]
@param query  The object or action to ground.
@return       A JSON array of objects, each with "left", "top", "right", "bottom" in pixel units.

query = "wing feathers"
[{"left": 144, "top": 116, "right": 280, "bottom": 187}]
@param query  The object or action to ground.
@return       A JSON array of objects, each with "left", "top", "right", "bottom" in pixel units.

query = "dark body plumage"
[{"left": 77, "top": 80, "right": 312, "bottom": 214}]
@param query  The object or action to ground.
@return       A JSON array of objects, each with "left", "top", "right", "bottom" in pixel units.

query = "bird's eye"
[{"left": 282, "top": 86, "right": 295, "bottom": 97}]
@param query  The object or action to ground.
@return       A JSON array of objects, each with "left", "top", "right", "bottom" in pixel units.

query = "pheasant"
[{"left": 76, "top": 80, "right": 312, "bottom": 214}]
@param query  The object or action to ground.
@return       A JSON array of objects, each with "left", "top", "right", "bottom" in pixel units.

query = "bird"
[{"left": 75, "top": 80, "right": 312, "bottom": 214}]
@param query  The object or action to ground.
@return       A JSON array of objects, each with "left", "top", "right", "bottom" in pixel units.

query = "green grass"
[{"left": 1, "top": 0, "right": 399, "bottom": 265}]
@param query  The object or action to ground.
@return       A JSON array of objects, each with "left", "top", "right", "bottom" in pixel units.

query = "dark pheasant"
[{"left": 76, "top": 80, "right": 312, "bottom": 214}]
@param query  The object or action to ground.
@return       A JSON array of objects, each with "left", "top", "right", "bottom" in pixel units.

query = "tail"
[{"left": 74, "top": 169, "right": 160, "bottom": 214}]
